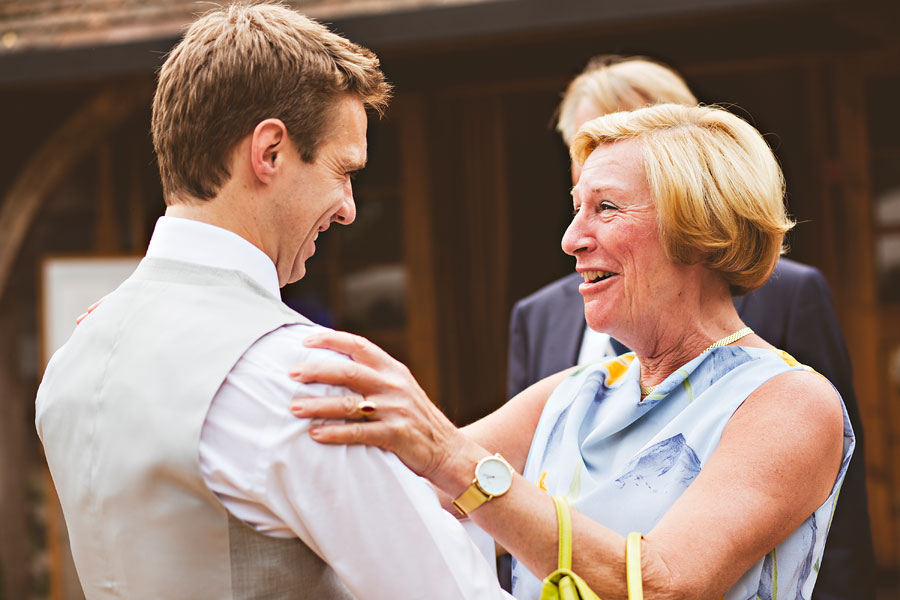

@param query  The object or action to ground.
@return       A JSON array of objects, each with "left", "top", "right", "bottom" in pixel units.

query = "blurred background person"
[{"left": 505, "top": 55, "right": 874, "bottom": 600}]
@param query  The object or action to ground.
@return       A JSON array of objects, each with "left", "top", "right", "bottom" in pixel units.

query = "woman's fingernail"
[
  {"left": 290, "top": 401, "right": 305, "bottom": 416},
  {"left": 309, "top": 427, "right": 322, "bottom": 439},
  {"left": 288, "top": 367, "right": 302, "bottom": 379},
  {"left": 303, "top": 336, "right": 320, "bottom": 346}
]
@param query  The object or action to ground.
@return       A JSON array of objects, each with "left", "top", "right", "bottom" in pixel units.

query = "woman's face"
[{"left": 562, "top": 139, "right": 692, "bottom": 339}]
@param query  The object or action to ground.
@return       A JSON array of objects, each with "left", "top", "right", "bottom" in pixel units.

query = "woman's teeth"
[{"left": 582, "top": 270, "right": 615, "bottom": 283}]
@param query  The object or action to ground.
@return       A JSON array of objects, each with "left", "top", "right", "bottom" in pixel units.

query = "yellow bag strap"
[
  {"left": 626, "top": 532, "right": 644, "bottom": 600},
  {"left": 552, "top": 496, "right": 645, "bottom": 600},
  {"left": 551, "top": 495, "right": 572, "bottom": 570}
]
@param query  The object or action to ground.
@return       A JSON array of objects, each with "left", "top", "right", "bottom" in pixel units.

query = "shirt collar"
[{"left": 146, "top": 216, "right": 281, "bottom": 297}]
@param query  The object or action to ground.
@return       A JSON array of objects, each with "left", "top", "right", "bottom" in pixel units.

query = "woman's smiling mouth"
[{"left": 581, "top": 269, "right": 618, "bottom": 284}]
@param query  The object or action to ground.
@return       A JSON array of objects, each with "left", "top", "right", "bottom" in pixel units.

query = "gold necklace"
[{"left": 639, "top": 327, "right": 754, "bottom": 396}]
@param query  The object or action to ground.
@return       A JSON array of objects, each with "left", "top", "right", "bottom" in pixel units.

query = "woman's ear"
[{"left": 250, "top": 118, "right": 288, "bottom": 183}]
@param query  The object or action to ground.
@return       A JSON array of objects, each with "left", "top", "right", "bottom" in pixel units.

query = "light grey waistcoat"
[{"left": 36, "top": 257, "right": 355, "bottom": 599}]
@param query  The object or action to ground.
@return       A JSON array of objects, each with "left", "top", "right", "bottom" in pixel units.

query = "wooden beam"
[
  {"left": 0, "top": 299, "right": 27, "bottom": 600},
  {"left": 833, "top": 57, "right": 890, "bottom": 567},
  {"left": 397, "top": 93, "right": 442, "bottom": 405},
  {"left": 128, "top": 146, "right": 147, "bottom": 252},
  {"left": 0, "top": 81, "right": 151, "bottom": 302},
  {"left": 804, "top": 64, "right": 839, "bottom": 288},
  {"left": 458, "top": 93, "right": 509, "bottom": 423},
  {"left": 335, "top": 0, "right": 833, "bottom": 50},
  {"left": 94, "top": 143, "right": 119, "bottom": 253}
]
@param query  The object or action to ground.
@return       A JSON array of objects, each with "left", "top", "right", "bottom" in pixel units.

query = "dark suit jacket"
[{"left": 507, "top": 257, "right": 874, "bottom": 600}]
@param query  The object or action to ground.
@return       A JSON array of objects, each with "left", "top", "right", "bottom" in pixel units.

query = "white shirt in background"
[{"left": 578, "top": 327, "right": 616, "bottom": 364}]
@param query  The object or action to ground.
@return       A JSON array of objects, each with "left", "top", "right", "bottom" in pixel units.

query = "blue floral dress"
[{"left": 511, "top": 346, "right": 854, "bottom": 600}]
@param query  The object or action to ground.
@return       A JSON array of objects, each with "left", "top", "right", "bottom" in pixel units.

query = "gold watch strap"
[{"left": 452, "top": 480, "right": 490, "bottom": 516}]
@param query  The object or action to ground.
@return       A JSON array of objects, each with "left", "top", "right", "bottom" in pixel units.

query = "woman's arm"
[
  {"left": 416, "top": 368, "right": 844, "bottom": 599},
  {"left": 641, "top": 369, "right": 844, "bottom": 597},
  {"left": 290, "top": 332, "right": 844, "bottom": 599},
  {"left": 461, "top": 369, "right": 571, "bottom": 472},
  {"left": 445, "top": 369, "right": 844, "bottom": 599},
  {"left": 438, "top": 371, "right": 569, "bottom": 522}
]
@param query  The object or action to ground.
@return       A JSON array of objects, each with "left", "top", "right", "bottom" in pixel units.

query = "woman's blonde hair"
[
  {"left": 571, "top": 104, "right": 793, "bottom": 295},
  {"left": 556, "top": 56, "right": 697, "bottom": 145}
]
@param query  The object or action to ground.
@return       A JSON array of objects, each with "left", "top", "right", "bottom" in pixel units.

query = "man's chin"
[
  {"left": 286, "top": 269, "right": 306, "bottom": 286},
  {"left": 282, "top": 262, "right": 307, "bottom": 287}
]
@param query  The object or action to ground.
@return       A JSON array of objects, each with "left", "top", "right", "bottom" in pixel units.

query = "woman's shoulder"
[
  {"left": 751, "top": 366, "right": 843, "bottom": 420},
  {"left": 728, "top": 357, "right": 845, "bottom": 453},
  {"left": 709, "top": 344, "right": 818, "bottom": 378},
  {"left": 723, "top": 364, "right": 847, "bottom": 502}
]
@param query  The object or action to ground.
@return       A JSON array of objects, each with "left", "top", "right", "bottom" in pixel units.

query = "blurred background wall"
[{"left": 0, "top": 0, "right": 898, "bottom": 597}]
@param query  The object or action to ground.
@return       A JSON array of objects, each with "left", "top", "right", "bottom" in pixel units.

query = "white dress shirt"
[
  {"left": 146, "top": 216, "right": 509, "bottom": 600},
  {"left": 577, "top": 327, "right": 616, "bottom": 364}
]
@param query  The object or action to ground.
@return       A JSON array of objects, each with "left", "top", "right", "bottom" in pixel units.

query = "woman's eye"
[
  {"left": 572, "top": 206, "right": 581, "bottom": 217},
  {"left": 599, "top": 201, "right": 618, "bottom": 211}
]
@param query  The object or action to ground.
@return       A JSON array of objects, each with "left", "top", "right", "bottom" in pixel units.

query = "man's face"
[
  {"left": 570, "top": 96, "right": 603, "bottom": 185},
  {"left": 268, "top": 95, "right": 367, "bottom": 286}
]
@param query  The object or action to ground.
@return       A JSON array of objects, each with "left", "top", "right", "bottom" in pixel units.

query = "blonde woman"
[
  {"left": 510, "top": 56, "right": 872, "bottom": 600},
  {"left": 291, "top": 104, "right": 853, "bottom": 600}
]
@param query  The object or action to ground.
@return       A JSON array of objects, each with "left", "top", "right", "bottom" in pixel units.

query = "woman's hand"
[
  {"left": 76, "top": 294, "right": 109, "bottom": 324},
  {"left": 289, "top": 330, "right": 471, "bottom": 488}
]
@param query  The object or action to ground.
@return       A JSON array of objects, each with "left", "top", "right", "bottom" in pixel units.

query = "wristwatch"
[{"left": 452, "top": 453, "right": 514, "bottom": 516}]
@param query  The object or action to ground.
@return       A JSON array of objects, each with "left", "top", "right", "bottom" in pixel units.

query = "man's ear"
[{"left": 250, "top": 118, "right": 288, "bottom": 184}]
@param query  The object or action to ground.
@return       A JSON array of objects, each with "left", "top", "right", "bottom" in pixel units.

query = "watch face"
[{"left": 477, "top": 457, "right": 513, "bottom": 496}]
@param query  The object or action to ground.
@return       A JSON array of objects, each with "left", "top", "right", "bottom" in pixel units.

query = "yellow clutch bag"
[{"left": 539, "top": 495, "right": 643, "bottom": 600}]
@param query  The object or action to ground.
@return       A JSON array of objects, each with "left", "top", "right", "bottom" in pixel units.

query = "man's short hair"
[
  {"left": 556, "top": 56, "right": 697, "bottom": 146},
  {"left": 151, "top": 2, "right": 391, "bottom": 203},
  {"left": 571, "top": 104, "right": 793, "bottom": 296}
]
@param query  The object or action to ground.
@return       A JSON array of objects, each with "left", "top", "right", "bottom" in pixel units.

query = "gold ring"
[{"left": 356, "top": 399, "right": 377, "bottom": 419}]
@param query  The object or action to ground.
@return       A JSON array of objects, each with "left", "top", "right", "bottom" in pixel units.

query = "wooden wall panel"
[
  {"left": 397, "top": 93, "right": 442, "bottom": 404},
  {"left": 429, "top": 92, "right": 510, "bottom": 425},
  {"left": 833, "top": 58, "right": 892, "bottom": 567},
  {"left": 880, "top": 316, "right": 900, "bottom": 572},
  {"left": 0, "top": 299, "right": 28, "bottom": 600},
  {"left": 0, "top": 83, "right": 151, "bottom": 301}
]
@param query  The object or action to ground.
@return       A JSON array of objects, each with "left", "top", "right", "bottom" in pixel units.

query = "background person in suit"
[{"left": 506, "top": 55, "right": 874, "bottom": 600}]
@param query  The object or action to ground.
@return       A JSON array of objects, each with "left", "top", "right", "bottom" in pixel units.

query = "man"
[
  {"left": 507, "top": 55, "right": 875, "bottom": 600},
  {"left": 36, "top": 5, "right": 508, "bottom": 598}
]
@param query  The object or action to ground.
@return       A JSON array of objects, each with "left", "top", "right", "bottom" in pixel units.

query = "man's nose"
[{"left": 335, "top": 194, "right": 356, "bottom": 225}]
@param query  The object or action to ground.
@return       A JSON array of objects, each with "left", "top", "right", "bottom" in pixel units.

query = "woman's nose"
[{"left": 561, "top": 214, "right": 594, "bottom": 257}]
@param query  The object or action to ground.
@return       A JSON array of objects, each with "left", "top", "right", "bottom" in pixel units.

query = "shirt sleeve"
[{"left": 200, "top": 323, "right": 511, "bottom": 600}]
